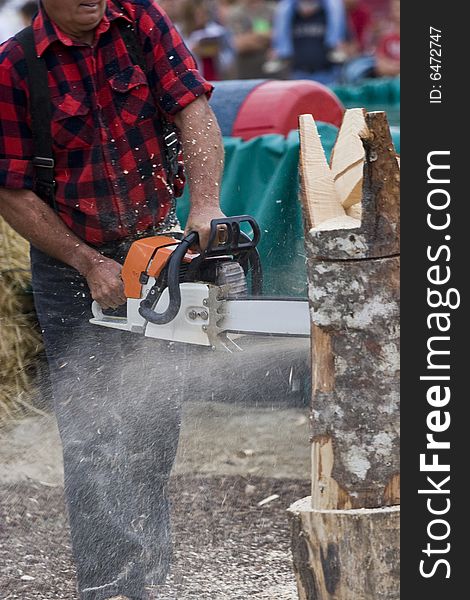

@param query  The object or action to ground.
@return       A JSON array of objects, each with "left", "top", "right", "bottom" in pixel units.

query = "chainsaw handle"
[
  {"left": 139, "top": 216, "right": 262, "bottom": 325},
  {"left": 138, "top": 231, "right": 198, "bottom": 325},
  {"left": 205, "top": 215, "right": 260, "bottom": 256}
]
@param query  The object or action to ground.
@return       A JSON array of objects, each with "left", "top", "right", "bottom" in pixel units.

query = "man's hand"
[
  {"left": 82, "top": 256, "right": 127, "bottom": 310},
  {"left": 184, "top": 206, "right": 227, "bottom": 252},
  {"left": 0, "top": 188, "right": 128, "bottom": 310}
]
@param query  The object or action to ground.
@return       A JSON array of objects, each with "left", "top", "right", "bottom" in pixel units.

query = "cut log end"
[
  {"left": 288, "top": 499, "right": 400, "bottom": 600},
  {"left": 310, "top": 216, "right": 361, "bottom": 233}
]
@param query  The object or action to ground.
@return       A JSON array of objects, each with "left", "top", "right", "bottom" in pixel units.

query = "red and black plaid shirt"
[{"left": 0, "top": 0, "right": 213, "bottom": 245}]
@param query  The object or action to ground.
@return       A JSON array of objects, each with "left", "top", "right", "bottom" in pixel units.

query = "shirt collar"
[{"left": 34, "top": 1, "right": 132, "bottom": 57}]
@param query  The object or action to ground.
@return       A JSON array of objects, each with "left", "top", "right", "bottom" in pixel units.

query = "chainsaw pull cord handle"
[{"left": 138, "top": 231, "right": 199, "bottom": 325}]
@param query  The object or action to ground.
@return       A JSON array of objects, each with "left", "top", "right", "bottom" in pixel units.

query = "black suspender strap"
[
  {"left": 114, "top": 14, "right": 181, "bottom": 192},
  {"left": 15, "top": 26, "right": 57, "bottom": 211},
  {"left": 15, "top": 9, "right": 180, "bottom": 214}
]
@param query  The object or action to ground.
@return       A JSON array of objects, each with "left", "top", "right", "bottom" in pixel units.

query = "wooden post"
[{"left": 288, "top": 110, "right": 400, "bottom": 599}]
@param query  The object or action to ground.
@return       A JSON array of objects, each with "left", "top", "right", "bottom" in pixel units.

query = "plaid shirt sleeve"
[
  {"left": 131, "top": 0, "right": 214, "bottom": 116},
  {"left": 0, "top": 40, "right": 34, "bottom": 191}
]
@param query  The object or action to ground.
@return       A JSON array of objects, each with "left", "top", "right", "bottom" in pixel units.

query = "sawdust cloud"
[{"left": 3, "top": 328, "right": 310, "bottom": 597}]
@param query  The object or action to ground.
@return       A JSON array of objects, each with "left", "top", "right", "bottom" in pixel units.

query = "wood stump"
[{"left": 288, "top": 110, "right": 400, "bottom": 599}]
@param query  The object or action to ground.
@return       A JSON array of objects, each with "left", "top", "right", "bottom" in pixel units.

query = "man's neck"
[{"left": 72, "top": 30, "right": 95, "bottom": 45}]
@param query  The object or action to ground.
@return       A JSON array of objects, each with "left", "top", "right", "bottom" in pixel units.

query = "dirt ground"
[{"left": 0, "top": 401, "right": 311, "bottom": 599}]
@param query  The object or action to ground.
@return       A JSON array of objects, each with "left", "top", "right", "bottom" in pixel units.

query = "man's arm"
[
  {"left": 0, "top": 188, "right": 126, "bottom": 309},
  {"left": 174, "top": 95, "right": 226, "bottom": 250}
]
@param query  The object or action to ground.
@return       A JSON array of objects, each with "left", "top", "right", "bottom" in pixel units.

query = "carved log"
[
  {"left": 289, "top": 110, "right": 400, "bottom": 599},
  {"left": 330, "top": 108, "right": 368, "bottom": 219}
]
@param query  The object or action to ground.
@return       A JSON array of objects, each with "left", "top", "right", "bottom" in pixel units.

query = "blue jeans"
[{"left": 30, "top": 245, "right": 184, "bottom": 600}]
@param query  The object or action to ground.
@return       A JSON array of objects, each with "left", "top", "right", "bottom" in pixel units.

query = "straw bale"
[
  {"left": 0, "top": 216, "right": 31, "bottom": 287},
  {"left": 0, "top": 217, "right": 44, "bottom": 424}
]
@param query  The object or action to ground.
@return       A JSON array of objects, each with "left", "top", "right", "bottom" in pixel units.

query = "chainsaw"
[{"left": 90, "top": 216, "right": 310, "bottom": 351}]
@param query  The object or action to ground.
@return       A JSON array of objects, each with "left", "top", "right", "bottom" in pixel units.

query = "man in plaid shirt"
[{"left": 0, "top": 1, "right": 225, "bottom": 598}]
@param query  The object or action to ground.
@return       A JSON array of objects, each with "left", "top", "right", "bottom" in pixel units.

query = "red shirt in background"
[
  {"left": 348, "top": 3, "right": 372, "bottom": 51},
  {"left": 376, "top": 31, "right": 400, "bottom": 61}
]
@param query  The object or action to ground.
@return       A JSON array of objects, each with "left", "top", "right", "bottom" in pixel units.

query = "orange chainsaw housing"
[{"left": 121, "top": 236, "right": 197, "bottom": 299}]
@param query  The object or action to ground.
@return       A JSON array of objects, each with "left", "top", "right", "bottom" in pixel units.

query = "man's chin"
[{"left": 77, "top": 2, "right": 106, "bottom": 23}]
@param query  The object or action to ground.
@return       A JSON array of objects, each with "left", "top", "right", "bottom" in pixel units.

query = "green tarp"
[
  {"left": 331, "top": 77, "right": 400, "bottom": 127},
  {"left": 332, "top": 77, "right": 400, "bottom": 106},
  {"left": 177, "top": 123, "right": 400, "bottom": 297}
]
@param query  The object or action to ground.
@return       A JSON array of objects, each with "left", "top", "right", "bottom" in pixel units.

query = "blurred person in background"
[
  {"left": 374, "top": 0, "right": 399, "bottom": 77},
  {"left": 341, "top": 0, "right": 399, "bottom": 83},
  {"left": 223, "top": 0, "right": 275, "bottom": 79},
  {"left": 340, "top": 0, "right": 375, "bottom": 83},
  {"left": 217, "top": 0, "right": 238, "bottom": 26},
  {"left": 18, "top": 0, "right": 37, "bottom": 24},
  {"left": 362, "top": 0, "right": 388, "bottom": 21},
  {"left": 345, "top": 0, "right": 372, "bottom": 53},
  {"left": 158, "top": 0, "right": 184, "bottom": 30},
  {"left": 180, "top": 0, "right": 235, "bottom": 80},
  {"left": 0, "top": 0, "right": 29, "bottom": 42},
  {"left": 271, "top": 0, "right": 347, "bottom": 85}
]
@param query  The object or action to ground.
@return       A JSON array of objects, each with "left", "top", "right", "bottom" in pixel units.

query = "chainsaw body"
[{"left": 90, "top": 216, "right": 309, "bottom": 349}]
